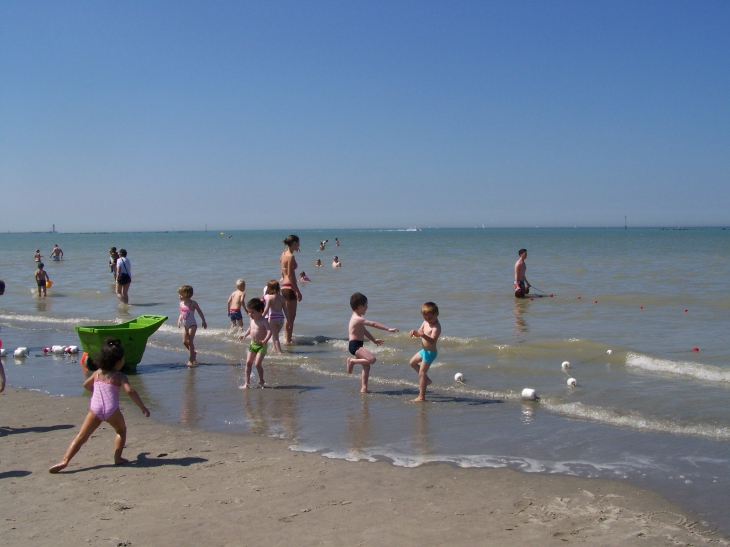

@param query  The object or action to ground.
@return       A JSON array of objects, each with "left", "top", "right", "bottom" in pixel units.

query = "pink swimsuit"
[
  {"left": 179, "top": 302, "right": 197, "bottom": 328},
  {"left": 90, "top": 371, "right": 121, "bottom": 421}
]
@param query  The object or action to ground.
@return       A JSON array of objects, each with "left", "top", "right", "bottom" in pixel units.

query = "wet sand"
[{"left": 1, "top": 387, "right": 726, "bottom": 547}]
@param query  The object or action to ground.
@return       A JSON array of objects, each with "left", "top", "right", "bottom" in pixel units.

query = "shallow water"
[{"left": 1, "top": 228, "right": 729, "bottom": 530}]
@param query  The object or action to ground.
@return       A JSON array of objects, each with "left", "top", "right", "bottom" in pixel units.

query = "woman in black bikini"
[{"left": 279, "top": 235, "right": 302, "bottom": 345}]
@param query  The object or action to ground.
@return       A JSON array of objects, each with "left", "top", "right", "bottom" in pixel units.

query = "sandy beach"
[{"left": 1, "top": 387, "right": 726, "bottom": 547}]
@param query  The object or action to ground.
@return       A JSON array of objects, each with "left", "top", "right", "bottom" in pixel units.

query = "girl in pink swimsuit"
[
  {"left": 178, "top": 285, "right": 207, "bottom": 366},
  {"left": 49, "top": 338, "right": 150, "bottom": 473},
  {"left": 263, "top": 279, "right": 289, "bottom": 354}
]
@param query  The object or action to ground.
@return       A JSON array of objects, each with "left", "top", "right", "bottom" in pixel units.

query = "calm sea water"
[{"left": 1, "top": 228, "right": 729, "bottom": 530}]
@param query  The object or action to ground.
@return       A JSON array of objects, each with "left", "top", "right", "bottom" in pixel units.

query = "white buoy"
[
  {"left": 454, "top": 373, "right": 464, "bottom": 382},
  {"left": 14, "top": 347, "right": 28, "bottom": 358},
  {"left": 567, "top": 377, "right": 577, "bottom": 387},
  {"left": 521, "top": 388, "right": 537, "bottom": 400},
  {"left": 66, "top": 346, "right": 79, "bottom": 354},
  {"left": 606, "top": 349, "right": 613, "bottom": 355},
  {"left": 561, "top": 361, "right": 570, "bottom": 371},
  {"left": 51, "top": 345, "right": 65, "bottom": 354}
]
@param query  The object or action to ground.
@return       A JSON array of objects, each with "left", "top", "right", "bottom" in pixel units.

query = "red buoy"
[
  {"left": 693, "top": 347, "right": 700, "bottom": 352},
  {"left": 550, "top": 294, "right": 553, "bottom": 297},
  {"left": 578, "top": 296, "right": 581, "bottom": 299},
  {"left": 594, "top": 300, "right": 598, "bottom": 304},
  {"left": 640, "top": 306, "right": 644, "bottom": 309},
  {"left": 530, "top": 298, "right": 533, "bottom": 301},
  {"left": 684, "top": 309, "right": 688, "bottom": 313}
]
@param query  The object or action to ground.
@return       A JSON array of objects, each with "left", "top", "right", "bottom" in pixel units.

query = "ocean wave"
[
  {"left": 626, "top": 353, "right": 730, "bottom": 383},
  {"left": 291, "top": 444, "right": 654, "bottom": 478},
  {"left": 0, "top": 313, "right": 115, "bottom": 326},
  {"left": 543, "top": 401, "right": 730, "bottom": 440}
]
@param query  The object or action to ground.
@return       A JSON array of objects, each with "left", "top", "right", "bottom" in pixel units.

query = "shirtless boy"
[
  {"left": 347, "top": 292, "right": 399, "bottom": 393},
  {"left": 408, "top": 302, "right": 442, "bottom": 402},
  {"left": 238, "top": 298, "right": 272, "bottom": 388},
  {"left": 227, "top": 279, "right": 247, "bottom": 330},
  {"left": 35, "top": 263, "right": 50, "bottom": 297},
  {"left": 514, "top": 249, "right": 530, "bottom": 298}
]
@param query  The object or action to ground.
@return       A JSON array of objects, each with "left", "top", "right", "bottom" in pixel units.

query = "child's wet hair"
[
  {"left": 0, "top": 280, "right": 5, "bottom": 294},
  {"left": 248, "top": 297, "right": 265, "bottom": 313},
  {"left": 87, "top": 338, "right": 125, "bottom": 371},
  {"left": 38, "top": 263, "right": 44, "bottom": 269},
  {"left": 178, "top": 285, "right": 194, "bottom": 297},
  {"left": 422, "top": 302, "right": 439, "bottom": 316},
  {"left": 119, "top": 249, "right": 127, "bottom": 257},
  {"left": 350, "top": 292, "right": 368, "bottom": 310},
  {"left": 236, "top": 279, "right": 246, "bottom": 290},
  {"left": 518, "top": 248, "right": 527, "bottom": 256},
  {"left": 265, "top": 280, "right": 280, "bottom": 295}
]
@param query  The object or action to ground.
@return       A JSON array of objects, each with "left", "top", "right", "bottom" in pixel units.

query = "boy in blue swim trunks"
[
  {"left": 238, "top": 298, "right": 271, "bottom": 388},
  {"left": 227, "top": 279, "right": 247, "bottom": 331},
  {"left": 347, "top": 292, "right": 399, "bottom": 393},
  {"left": 408, "top": 302, "right": 441, "bottom": 402}
]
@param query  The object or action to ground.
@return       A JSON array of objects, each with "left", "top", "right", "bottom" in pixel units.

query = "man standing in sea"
[{"left": 514, "top": 249, "right": 530, "bottom": 298}]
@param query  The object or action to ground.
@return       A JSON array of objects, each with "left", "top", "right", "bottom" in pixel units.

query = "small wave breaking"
[{"left": 626, "top": 353, "right": 730, "bottom": 384}]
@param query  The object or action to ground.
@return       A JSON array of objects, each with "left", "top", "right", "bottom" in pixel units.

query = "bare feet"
[
  {"left": 240, "top": 383, "right": 250, "bottom": 389},
  {"left": 360, "top": 388, "right": 372, "bottom": 394},
  {"left": 186, "top": 361, "right": 195, "bottom": 367},
  {"left": 49, "top": 461, "right": 68, "bottom": 473},
  {"left": 114, "top": 457, "right": 129, "bottom": 466},
  {"left": 347, "top": 358, "right": 354, "bottom": 374},
  {"left": 411, "top": 396, "right": 426, "bottom": 402},
  {"left": 258, "top": 382, "right": 266, "bottom": 388}
]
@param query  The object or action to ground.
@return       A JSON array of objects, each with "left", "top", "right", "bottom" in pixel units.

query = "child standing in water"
[
  {"left": 263, "top": 280, "right": 288, "bottom": 354},
  {"left": 49, "top": 338, "right": 150, "bottom": 473},
  {"left": 347, "top": 292, "right": 399, "bottom": 393},
  {"left": 178, "top": 285, "right": 207, "bottom": 366},
  {"left": 408, "top": 302, "right": 442, "bottom": 402},
  {"left": 238, "top": 298, "right": 272, "bottom": 388},
  {"left": 226, "top": 279, "right": 247, "bottom": 331},
  {"left": 35, "top": 263, "right": 50, "bottom": 297}
]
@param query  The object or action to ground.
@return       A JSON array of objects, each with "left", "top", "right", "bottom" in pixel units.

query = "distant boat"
[{"left": 406, "top": 227, "right": 421, "bottom": 232}]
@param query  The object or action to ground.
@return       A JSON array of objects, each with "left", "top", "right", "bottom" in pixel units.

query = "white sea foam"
[
  {"left": 626, "top": 353, "right": 730, "bottom": 383},
  {"left": 543, "top": 401, "right": 730, "bottom": 440},
  {"left": 290, "top": 444, "right": 653, "bottom": 478},
  {"left": 0, "top": 313, "right": 114, "bottom": 326}
]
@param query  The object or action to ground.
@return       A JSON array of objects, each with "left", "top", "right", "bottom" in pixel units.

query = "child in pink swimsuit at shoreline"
[
  {"left": 263, "top": 280, "right": 288, "bottom": 354},
  {"left": 49, "top": 338, "right": 150, "bottom": 473},
  {"left": 178, "top": 285, "right": 207, "bottom": 366}
]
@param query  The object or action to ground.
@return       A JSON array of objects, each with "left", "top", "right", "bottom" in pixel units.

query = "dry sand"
[{"left": 1, "top": 387, "right": 727, "bottom": 547}]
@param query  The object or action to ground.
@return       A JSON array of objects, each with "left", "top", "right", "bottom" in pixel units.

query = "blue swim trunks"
[
  {"left": 419, "top": 349, "right": 438, "bottom": 364},
  {"left": 229, "top": 309, "right": 243, "bottom": 321}
]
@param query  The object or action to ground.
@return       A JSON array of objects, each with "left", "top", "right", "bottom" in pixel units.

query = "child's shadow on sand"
[
  {"left": 0, "top": 424, "right": 75, "bottom": 437},
  {"left": 0, "top": 470, "right": 32, "bottom": 480},
  {"left": 60, "top": 452, "right": 208, "bottom": 474}
]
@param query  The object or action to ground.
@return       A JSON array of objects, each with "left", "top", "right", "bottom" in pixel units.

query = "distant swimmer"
[
  {"left": 50, "top": 244, "right": 64, "bottom": 261},
  {"left": 332, "top": 256, "right": 341, "bottom": 268},
  {"left": 514, "top": 248, "right": 530, "bottom": 298},
  {"left": 316, "top": 259, "right": 323, "bottom": 268},
  {"left": 319, "top": 239, "right": 328, "bottom": 251},
  {"left": 299, "top": 271, "right": 311, "bottom": 282},
  {"left": 34, "top": 249, "right": 42, "bottom": 262},
  {"left": 335, "top": 238, "right": 340, "bottom": 247}
]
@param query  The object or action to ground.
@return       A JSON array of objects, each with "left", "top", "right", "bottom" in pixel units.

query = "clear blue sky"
[{"left": 1, "top": 1, "right": 728, "bottom": 231}]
